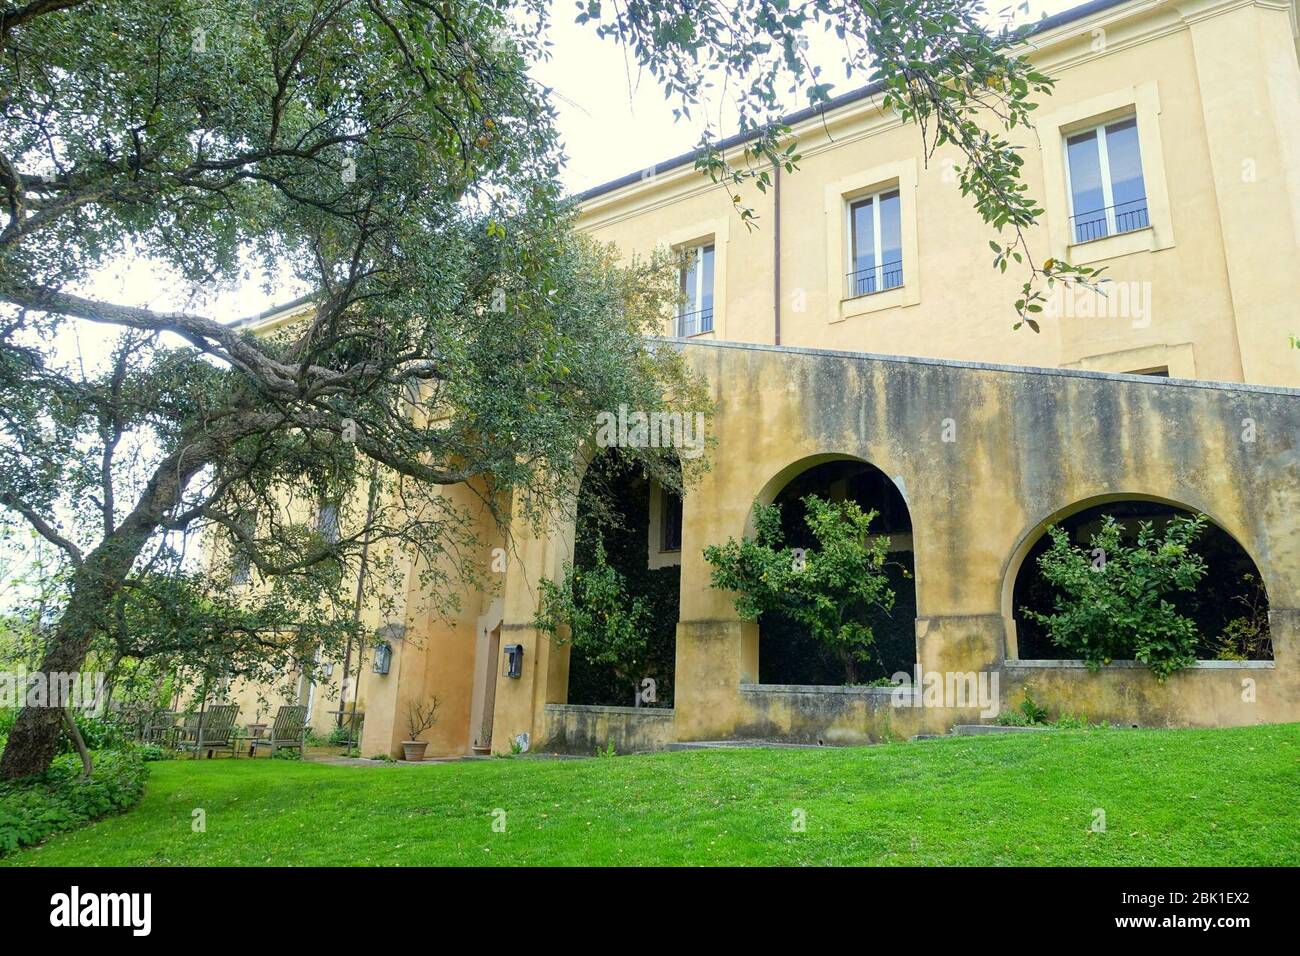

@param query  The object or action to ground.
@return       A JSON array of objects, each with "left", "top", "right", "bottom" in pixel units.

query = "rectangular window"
[
  {"left": 677, "top": 244, "right": 714, "bottom": 337},
  {"left": 231, "top": 549, "right": 251, "bottom": 586},
  {"left": 230, "top": 513, "right": 253, "bottom": 585},
  {"left": 1065, "top": 116, "right": 1149, "bottom": 243},
  {"left": 847, "top": 188, "right": 903, "bottom": 298},
  {"left": 660, "top": 488, "right": 682, "bottom": 552},
  {"left": 316, "top": 501, "right": 340, "bottom": 544}
]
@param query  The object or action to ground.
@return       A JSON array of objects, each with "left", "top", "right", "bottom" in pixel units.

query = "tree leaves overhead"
[{"left": 0, "top": 0, "right": 707, "bottom": 778}]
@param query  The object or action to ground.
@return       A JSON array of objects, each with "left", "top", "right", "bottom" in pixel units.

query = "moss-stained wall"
[
  {"left": 503, "top": 340, "right": 1298, "bottom": 750},
  {"left": 350, "top": 295, "right": 1298, "bottom": 755}
]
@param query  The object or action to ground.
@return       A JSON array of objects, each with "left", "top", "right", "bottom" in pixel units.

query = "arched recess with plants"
[
  {"left": 1007, "top": 497, "right": 1272, "bottom": 676},
  {"left": 534, "top": 448, "right": 681, "bottom": 708},
  {"left": 705, "top": 455, "right": 916, "bottom": 686}
]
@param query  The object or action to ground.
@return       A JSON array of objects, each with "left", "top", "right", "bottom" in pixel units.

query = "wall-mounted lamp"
[
  {"left": 503, "top": 643, "right": 523, "bottom": 679},
  {"left": 372, "top": 641, "right": 393, "bottom": 675}
]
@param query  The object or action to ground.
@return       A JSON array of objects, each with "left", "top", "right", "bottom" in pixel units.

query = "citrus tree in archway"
[
  {"left": 704, "top": 495, "right": 895, "bottom": 684},
  {"left": 1023, "top": 513, "right": 1208, "bottom": 680}
]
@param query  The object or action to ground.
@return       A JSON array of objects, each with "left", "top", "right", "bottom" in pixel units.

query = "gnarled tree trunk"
[{"left": 0, "top": 441, "right": 207, "bottom": 779}]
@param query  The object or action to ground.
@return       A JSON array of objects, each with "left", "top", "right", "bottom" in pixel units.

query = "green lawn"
[{"left": 6, "top": 724, "right": 1299, "bottom": 866}]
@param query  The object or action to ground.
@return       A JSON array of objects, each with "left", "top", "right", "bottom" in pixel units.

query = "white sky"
[{"left": 540, "top": 0, "right": 1074, "bottom": 195}]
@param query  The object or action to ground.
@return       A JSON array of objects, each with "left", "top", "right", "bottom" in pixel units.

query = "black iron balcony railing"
[
  {"left": 846, "top": 260, "right": 903, "bottom": 299},
  {"left": 676, "top": 307, "right": 714, "bottom": 337},
  {"left": 1070, "top": 197, "right": 1149, "bottom": 244}
]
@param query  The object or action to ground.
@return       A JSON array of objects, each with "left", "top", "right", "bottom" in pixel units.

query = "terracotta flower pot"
[{"left": 402, "top": 740, "right": 429, "bottom": 762}]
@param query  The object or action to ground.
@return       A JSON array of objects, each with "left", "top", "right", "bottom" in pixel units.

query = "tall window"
[
  {"left": 1065, "top": 116, "right": 1148, "bottom": 243},
  {"left": 677, "top": 244, "right": 714, "bottom": 337},
  {"left": 231, "top": 549, "right": 251, "bottom": 586},
  {"left": 660, "top": 487, "right": 683, "bottom": 553},
  {"left": 316, "top": 501, "right": 340, "bottom": 544},
  {"left": 847, "top": 188, "right": 902, "bottom": 297}
]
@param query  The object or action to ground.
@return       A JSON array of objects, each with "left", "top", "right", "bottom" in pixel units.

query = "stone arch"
[
  {"left": 561, "top": 447, "right": 683, "bottom": 707},
  {"left": 1001, "top": 492, "right": 1272, "bottom": 662},
  {"left": 747, "top": 454, "right": 917, "bottom": 685}
]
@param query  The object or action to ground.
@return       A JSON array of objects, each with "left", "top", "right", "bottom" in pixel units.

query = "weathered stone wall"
[
  {"left": 543, "top": 704, "right": 677, "bottom": 755},
  {"left": 657, "top": 340, "right": 1299, "bottom": 745},
  {"left": 503, "top": 339, "right": 1298, "bottom": 751}
]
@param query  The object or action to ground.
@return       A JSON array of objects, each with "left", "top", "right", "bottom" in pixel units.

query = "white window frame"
[
  {"left": 1037, "top": 82, "right": 1173, "bottom": 265},
  {"left": 316, "top": 501, "right": 340, "bottom": 544},
  {"left": 845, "top": 187, "right": 902, "bottom": 299},
  {"left": 677, "top": 243, "right": 715, "bottom": 336},
  {"left": 1062, "top": 115, "right": 1146, "bottom": 243}
]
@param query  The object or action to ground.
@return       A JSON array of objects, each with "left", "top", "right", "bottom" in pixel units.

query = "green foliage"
[
  {"left": 596, "top": 739, "right": 618, "bottom": 758},
  {"left": 0, "top": 751, "right": 147, "bottom": 856},
  {"left": 561, "top": 453, "right": 679, "bottom": 706},
  {"left": 8, "top": 725, "right": 1300, "bottom": 866},
  {"left": 0, "top": 0, "right": 712, "bottom": 778},
  {"left": 534, "top": 540, "right": 651, "bottom": 671},
  {"left": 995, "top": 686, "right": 1048, "bottom": 726},
  {"left": 1214, "top": 573, "right": 1272, "bottom": 661},
  {"left": 1018, "top": 685, "right": 1047, "bottom": 725},
  {"left": 1052, "top": 712, "right": 1090, "bottom": 730},
  {"left": 703, "top": 495, "right": 895, "bottom": 683},
  {"left": 1023, "top": 514, "right": 1209, "bottom": 680},
  {"left": 65, "top": 715, "right": 131, "bottom": 753},
  {"left": 134, "top": 744, "right": 173, "bottom": 763},
  {"left": 326, "top": 726, "right": 352, "bottom": 747}
]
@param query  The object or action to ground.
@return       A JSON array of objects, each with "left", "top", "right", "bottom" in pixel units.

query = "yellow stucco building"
[{"left": 233, "top": 0, "right": 1300, "bottom": 757}]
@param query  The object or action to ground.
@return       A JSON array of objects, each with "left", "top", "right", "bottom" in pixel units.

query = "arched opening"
[
  {"left": 564, "top": 448, "right": 680, "bottom": 707},
  {"left": 757, "top": 458, "right": 917, "bottom": 685},
  {"left": 1011, "top": 499, "right": 1272, "bottom": 661}
]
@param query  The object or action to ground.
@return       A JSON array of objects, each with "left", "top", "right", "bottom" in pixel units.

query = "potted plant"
[
  {"left": 472, "top": 715, "right": 492, "bottom": 755},
  {"left": 401, "top": 695, "right": 440, "bottom": 762}
]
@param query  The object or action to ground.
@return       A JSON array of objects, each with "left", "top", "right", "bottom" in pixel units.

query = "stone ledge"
[
  {"left": 1007, "top": 659, "right": 1275, "bottom": 670},
  {"left": 544, "top": 703, "right": 675, "bottom": 718},
  {"left": 740, "top": 683, "right": 899, "bottom": 696}
]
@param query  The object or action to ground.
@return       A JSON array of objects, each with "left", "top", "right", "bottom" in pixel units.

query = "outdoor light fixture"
[
  {"left": 503, "top": 643, "right": 523, "bottom": 679},
  {"left": 372, "top": 641, "right": 392, "bottom": 675}
]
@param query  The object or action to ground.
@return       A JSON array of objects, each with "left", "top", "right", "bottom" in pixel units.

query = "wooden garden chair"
[
  {"left": 176, "top": 703, "right": 240, "bottom": 758},
  {"left": 143, "top": 709, "right": 179, "bottom": 745},
  {"left": 248, "top": 704, "right": 309, "bottom": 759}
]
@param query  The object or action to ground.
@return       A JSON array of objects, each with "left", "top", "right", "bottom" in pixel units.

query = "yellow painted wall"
[
  {"left": 576, "top": 0, "right": 1300, "bottom": 388},
  {"left": 220, "top": 0, "right": 1300, "bottom": 758}
]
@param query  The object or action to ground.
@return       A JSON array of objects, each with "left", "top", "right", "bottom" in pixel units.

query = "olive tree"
[{"left": 2, "top": 0, "right": 1089, "bottom": 777}]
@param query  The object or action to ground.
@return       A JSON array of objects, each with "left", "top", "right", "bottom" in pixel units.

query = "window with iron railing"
[
  {"left": 1065, "top": 116, "right": 1149, "bottom": 244},
  {"left": 677, "top": 243, "right": 714, "bottom": 337},
  {"left": 846, "top": 188, "right": 903, "bottom": 298}
]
